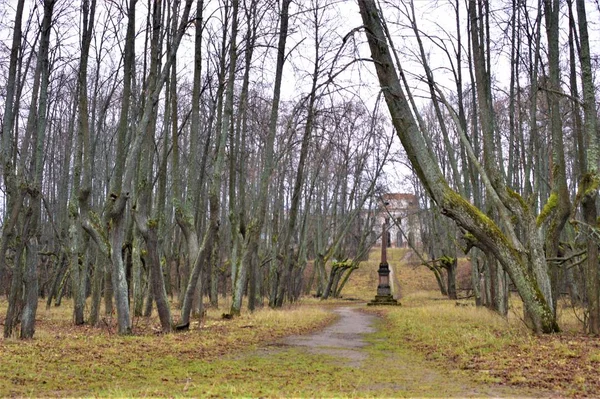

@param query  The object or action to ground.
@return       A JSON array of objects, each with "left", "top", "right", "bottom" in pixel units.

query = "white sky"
[{"left": 2, "top": 0, "right": 600, "bottom": 197}]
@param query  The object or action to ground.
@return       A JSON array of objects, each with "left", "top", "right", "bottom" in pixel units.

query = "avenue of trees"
[{"left": 1, "top": 0, "right": 600, "bottom": 338}]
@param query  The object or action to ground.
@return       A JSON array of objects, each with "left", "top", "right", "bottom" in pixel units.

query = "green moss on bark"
[
  {"left": 527, "top": 271, "right": 560, "bottom": 333},
  {"left": 536, "top": 193, "right": 558, "bottom": 228},
  {"left": 441, "top": 189, "right": 512, "bottom": 251},
  {"left": 506, "top": 188, "right": 529, "bottom": 212},
  {"left": 439, "top": 255, "right": 455, "bottom": 267},
  {"left": 577, "top": 173, "right": 600, "bottom": 202}
]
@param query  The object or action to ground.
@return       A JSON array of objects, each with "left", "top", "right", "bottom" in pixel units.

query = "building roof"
[{"left": 382, "top": 193, "right": 417, "bottom": 201}]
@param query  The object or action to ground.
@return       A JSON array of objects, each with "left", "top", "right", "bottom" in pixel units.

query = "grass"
[
  {"left": 105, "top": 349, "right": 354, "bottom": 397},
  {"left": 1, "top": 247, "right": 597, "bottom": 397},
  {"left": 0, "top": 300, "right": 334, "bottom": 397},
  {"left": 354, "top": 248, "right": 599, "bottom": 397},
  {"left": 366, "top": 294, "right": 532, "bottom": 365}
]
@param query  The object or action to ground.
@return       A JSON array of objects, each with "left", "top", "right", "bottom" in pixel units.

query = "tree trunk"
[
  {"left": 440, "top": 257, "right": 457, "bottom": 300},
  {"left": 132, "top": 233, "right": 144, "bottom": 316},
  {"left": 21, "top": 0, "right": 54, "bottom": 339},
  {"left": 88, "top": 253, "right": 105, "bottom": 326},
  {"left": 3, "top": 228, "right": 27, "bottom": 337},
  {"left": 358, "top": 0, "right": 558, "bottom": 333},
  {"left": 230, "top": 0, "right": 292, "bottom": 316},
  {"left": 542, "top": 0, "right": 571, "bottom": 319},
  {"left": 136, "top": 218, "right": 172, "bottom": 333},
  {"left": 574, "top": 0, "right": 600, "bottom": 335}
]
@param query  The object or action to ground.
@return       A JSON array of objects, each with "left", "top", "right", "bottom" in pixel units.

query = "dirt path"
[
  {"left": 257, "top": 306, "right": 539, "bottom": 398},
  {"left": 280, "top": 307, "right": 377, "bottom": 367}
]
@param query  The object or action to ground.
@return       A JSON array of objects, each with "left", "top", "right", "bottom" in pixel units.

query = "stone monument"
[{"left": 368, "top": 218, "right": 400, "bottom": 306}]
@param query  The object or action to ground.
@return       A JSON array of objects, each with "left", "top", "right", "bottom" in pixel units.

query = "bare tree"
[
  {"left": 572, "top": 0, "right": 600, "bottom": 334},
  {"left": 69, "top": 0, "right": 97, "bottom": 326},
  {"left": 358, "top": 0, "right": 558, "bottom": 333},
  {"left": 228, "top": 0, "right": 292, "bottom": 316}
]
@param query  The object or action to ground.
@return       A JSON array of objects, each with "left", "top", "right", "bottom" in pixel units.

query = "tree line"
[
  {"left": 0, "top": 0, "right": 391, "bottom": 338},
  {"left": 2, "top": 0, "right": 600, "bottom": 339}
]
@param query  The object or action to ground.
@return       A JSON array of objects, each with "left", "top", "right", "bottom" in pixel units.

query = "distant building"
[{"left": 376, "top": 193, "right": 421, "bottom": 248}]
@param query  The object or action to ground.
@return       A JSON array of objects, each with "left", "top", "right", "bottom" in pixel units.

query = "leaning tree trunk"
[{"left": 358, "top": 0, "right": 558, "bottom": 334}]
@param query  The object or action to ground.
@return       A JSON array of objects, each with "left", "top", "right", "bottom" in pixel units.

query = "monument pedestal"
[
  {"left": 368, "top": 294, "right": 399, "bottom": 306},
  {"left": 368, "top": 262, "right": 400, "bottom": 306}
]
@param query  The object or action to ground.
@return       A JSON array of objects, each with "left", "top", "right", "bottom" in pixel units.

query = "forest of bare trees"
[
  {"left": 0, "top": 0, "right": 392, "bottom": 338},
  {"left": 1, "top": 0, "right": 600, "bottom": 338}
]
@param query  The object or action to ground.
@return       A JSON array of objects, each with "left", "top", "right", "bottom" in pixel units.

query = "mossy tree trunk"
[
  {"left": 69, "top": 0, "right": 96, "bottom": 326},
  {"left": 358, "top": 0, "right": 558, "bottom": 334},
  {"left": 573, "top": 0, "right": 600, "bottom": 335}
]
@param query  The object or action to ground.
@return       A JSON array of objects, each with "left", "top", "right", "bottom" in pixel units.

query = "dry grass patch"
[
  {"left": 365, "top": 291, "right": 599, "bottom": 398},
  {"left": 0, "top": 299, "right": 334, "bottom": 397},
  {"left": 339, "top": 247, "right": 438, "bottom": 301}
]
